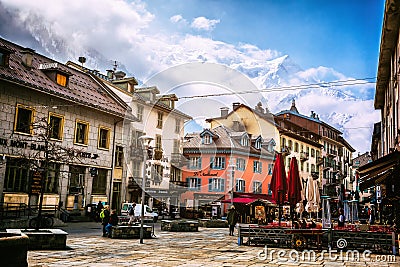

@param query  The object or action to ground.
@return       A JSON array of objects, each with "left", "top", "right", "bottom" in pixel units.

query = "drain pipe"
[{"left": 108, "top": 119, "right": 123, "bottom": 209}]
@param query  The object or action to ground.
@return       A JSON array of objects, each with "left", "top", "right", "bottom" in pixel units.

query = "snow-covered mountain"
[{"left": 0, "top": 1, "right": 379, "bottom": 153}]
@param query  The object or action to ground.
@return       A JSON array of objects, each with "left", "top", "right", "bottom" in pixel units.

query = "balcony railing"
[
  {"left": 170, "top": 180, "right": 188, "bottom": 190},
  {"left": 128, "top": 176, "right": 150, "bottom": 190},
  {"left": 316, "top": 157, "right": 324, "bottom": 166},
  {"left": 281, "top": 146, "right": 290, "bottom": 155},
  {"left": 300, "top": 152, "right": 309, "bottom": 161}
]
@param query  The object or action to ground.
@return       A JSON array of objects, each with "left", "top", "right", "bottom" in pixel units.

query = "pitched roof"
[{"left": 0, "top": 37, "right": 130, "bottom": 118}]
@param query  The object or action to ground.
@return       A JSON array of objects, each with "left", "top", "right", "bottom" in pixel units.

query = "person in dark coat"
[
  {"left": 96, "top": 201, "right": 104, "bottom": 222},
  {"left": 105, "top": 209, "right": 119, "bottom": 237},
  {"left": 227, "top": 205, "right": 239, "bottom": 236},
  {"left": 100, "top": 205, "right": 110, "bottom": 237}
]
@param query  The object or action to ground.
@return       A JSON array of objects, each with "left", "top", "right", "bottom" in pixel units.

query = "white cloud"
[
  {"left": 0, "top": 0, "right": 378, "bottom": 153},
  {"left": 170, "top": 14, "right": 186, "bottom": 24},
  {"left": 190, "top": 16, "right": 220, "bottom": 31}
]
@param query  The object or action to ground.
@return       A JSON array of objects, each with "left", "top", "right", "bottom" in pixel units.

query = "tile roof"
[{"left": 0, "top": 37, "right": 130, "bottom": 118}]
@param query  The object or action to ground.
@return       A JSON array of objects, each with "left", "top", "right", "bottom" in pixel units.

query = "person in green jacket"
[{"left": 227, "top": 205, "right": 239, "bottom": 236}]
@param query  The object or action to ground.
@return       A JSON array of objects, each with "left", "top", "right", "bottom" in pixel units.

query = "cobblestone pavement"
[{"left": 28, "top": 222, "right": 400, "bottom": 267}]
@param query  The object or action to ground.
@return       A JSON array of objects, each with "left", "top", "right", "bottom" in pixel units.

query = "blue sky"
[
  {"left": 144, "top": 0, "right": 384, "bottom": 79},
  {"left": 0, "top": 0, "right": 386, "bottom": 153}
]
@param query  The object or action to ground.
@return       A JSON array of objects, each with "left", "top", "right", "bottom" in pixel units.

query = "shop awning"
[
  {"left": 221, "top": 192, "right": 273, "bottom": 204},
  {"left": 358, "top": 150, "right": 400, "bottom": 191},
  {"left": 221, "top": 197, "right": 255, "bottom": 204}
]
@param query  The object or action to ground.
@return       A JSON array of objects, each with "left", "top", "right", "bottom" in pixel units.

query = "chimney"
[
  {"left": 232, "top": 102, "right": 240, "bottom": 110},
  {"left": 114, "top": 70, "right": 126, "bottom": 80},
  {"left": 220, "top": 107, "right": 229, "bottom": 117},
  {"left": 21, "top": 48, "right": 35, "bottom": 68},
  {"left": 106, "top": 69, "right": 114, "bottom": 80}
]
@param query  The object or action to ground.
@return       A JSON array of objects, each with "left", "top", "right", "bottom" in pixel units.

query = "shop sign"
[{"left": 31, "top": 171, "right": 42, "bottom": 195}]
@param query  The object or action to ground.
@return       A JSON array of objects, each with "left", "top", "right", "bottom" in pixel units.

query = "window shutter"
[
  {"left": 243, "top": 180, "right": 246, "bottom": 192},
  {"left": 221, "top": 157, "right": 226, "bottom": 169},
  {"left": 186, "top": 178, "right": 190, "bottom": 188},
  {"left": 199, "top": 158, "right": 202, "bottom": 169},
  {"left": 196, "top": 178, "right": 201, "bottom": 190},
  {"left": 260, "top": 162, "right": 262, "bottom": 173},
  {"left": 221, "top": 178, "right": 225, "bottom": 192},
  {"left": 208, "top": 178, "right": 213, "bottom": 191},
  {"left": 210, "top": 157, "right": 214, "bottom": 169}
]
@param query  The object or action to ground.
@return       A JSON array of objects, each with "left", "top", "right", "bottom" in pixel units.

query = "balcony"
[
  {"left": 130, "top": 147, "right": 144, "bottom": 160},
  {"left": 300, "top": 152, "right": 309, "bottom": 161},
  {"left": 170, "top": 153, "right": 189, "bottom": 167},
  {"left": 170, "top": 180, "right": 188, "bottom": 191},
  {"left": 281, "top": 146, "right": 291, "bottom": 156},
  {"left": 316, "top": 157, "right": 324, "bottom": 166},
  {"left": 128, "top": 176, "right": 150, "bottom": 191}
]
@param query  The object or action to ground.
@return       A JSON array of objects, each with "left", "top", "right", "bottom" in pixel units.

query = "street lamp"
[
  {"left": 229, "top": 159, "right": 235, "bottom": 206},
  {"left": 139, "top": 135, "right": 153, "bottom": 244}
]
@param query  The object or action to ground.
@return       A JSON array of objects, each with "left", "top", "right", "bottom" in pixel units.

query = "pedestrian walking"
[
  {"left": 338, "top": 208, "right": 345, "bottom": 227},
  {"left": 96, "top": 200, "right": 104, "bottom": 222},
  {"left": 128, "top": 203, "right": 136, "bottom": 225},
  {"left": 100, "top": 205, "right": 110, "bottom": 237},
  {"left": 227, "top": 205, "right": 238, "bottom": 236},
  {"left": 105, "top": 209, "right": 119, "bottom": 237}
]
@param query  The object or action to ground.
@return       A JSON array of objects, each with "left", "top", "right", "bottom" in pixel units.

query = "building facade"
[{"left": 0, "top": 38, "right": 131, "bottom": 212}]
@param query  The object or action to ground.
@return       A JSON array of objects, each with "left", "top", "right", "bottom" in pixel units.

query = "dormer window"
[
  {"left": 203, "top": 134, "right": 212, "bottom": 144},
  {"left": 39, "top": 62, "right": 72, "bottom": 88},
  {"left": 254, "top": 136, "right": 263, "bottom": 149},
  {"left": 200, "top": 129, "right": 217, "bottom": 145},
  {"left": 0, "top": 46, "right": 13, "bottom": 67},
  {"left": 56, "top": 73, "right": 67, "bottom": 86},
  {"left": 241, "top": 135, "right": 249, "bottom": 146}
]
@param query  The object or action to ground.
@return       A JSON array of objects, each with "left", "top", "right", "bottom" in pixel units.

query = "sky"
[{"left": 0, "top": 0, "right": 386, "bottom": 153}]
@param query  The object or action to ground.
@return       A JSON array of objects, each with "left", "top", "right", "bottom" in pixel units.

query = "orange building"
[{"left": 181, "top": 125, "right": 275, "bottom": 218}]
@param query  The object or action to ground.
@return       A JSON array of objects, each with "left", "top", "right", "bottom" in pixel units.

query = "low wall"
[
  {"left": 0, "top": 232, "right": 29, "bottom": 267},
  {"left": 198, "top": 219, "right": 228, "bottom": 228},
  {"left": 6, "top": 229, "right": 68, "bottom": 250},
  {"left": 111, "top": 225, "right": 152, "bottom": 239},
  {"left": 161, "top": 220, "right": 198, "bottom": 232}
]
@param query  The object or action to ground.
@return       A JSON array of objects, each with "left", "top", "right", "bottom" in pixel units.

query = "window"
[
  {"left": 203, "top": 134, "right": 212, "bottom": 144},
  {"left": 98, "top": 126, "right": 110, "bottom": 149},
  {"left": 241, "top": 135, "right": 249, "bottom": 146},
  {"left": 14, "top": 104, "right": 34, "bottom": 134},
  {"left": 75, "top": 120, "right": 89, "bottom": 145},
  {"left": 288, "top": 140, "right": 293, "bottom": 149},
  {"left": 294, "top": 142, "right": 299, "bottom": 152},
  {"left": 155, "top": 135, "right": 162, "bottom": 150},
  {"left": 92, "top": 169, "right": 107, "bottom": 194},
  {"left": 173, "top": 139, "right": 180, "bottom": 154},
  {"left": 69, "top": 165, "right": 85, "bottom": 194},
  {"left": 0, "top": 50, "right": 10, "bottom": 67},
  {"left": 170, "top": 166, "right": 181, "bottom": 182},
  {"left": 236, "top": 158, "right": 246, "bottom": 171},
  {"left": 210, "top": 157, "right": 226, "bottom": 169},
  {"left": 115, "top": 146, "right": 124, "bottom": 167},
  {"left": 157, "top": 111, "right": 163, "bottom": 129},
  {"left": 175, "top": 119, "right": 181, "bottom": 134},
  {"left": 311, "top": 164, "right": 315, "bottom": 172},
  {"left": 4, "top": 158, "right": 29, "bottom": 192},
  {"left": 137, "top": 105, "right": 144, "bottom": 122},
  {"left": 311, "top": 148, "right": 315, "bottom": 157},
  {"left": 208, "top": 178, "right": 225, "bottom": 192},
  {"left": 56, "top": 73, "right": 67, "bottom": 86},
  {"left": 44, "top": 163, "right": 60, "bottom": 193},
  {"left": 253, "top": 181, "right": 262, "bottom": 194},
  {"left": 236, "top": 179, "right": 245, "bottom": 192},
  {"left": 132, "top": 161, "right": 140, "bottom": 177},
  {"left": 253, "top": 160, "right": 262, "bottom": 173},
  {"left": 187, "top": 177, "right": 201, "bottom": 190},
  {"left": 131, "top": 130, "right": 144, "bottom": 149},
  {"left": 48, "top": 113, "right": 64, "bottom": 140},
  {"left": 189, "top": 157, "right": 202, "bottom": 169},
  {"left": 153, "top": 164, "right": 163, "bottom": 185},
  {"left": 268, "top": 164, "right": 273, "bottom": 175},
  {"left": 268, "top": 183, "right": 272, "bottom": 195}
]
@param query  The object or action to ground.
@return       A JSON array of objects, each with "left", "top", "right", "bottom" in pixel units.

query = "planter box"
[
  {"left": 0, "top": 232, "right": 29, "bottom": 267},
  {"left": 110, "top": 225, "right": 152, "bottom": 239},
  {"left": 161, "top": 220, "right": 198, "bottom": 232},
  {"left": 6, "top": 229, "right": 68, "bottom": 250}
]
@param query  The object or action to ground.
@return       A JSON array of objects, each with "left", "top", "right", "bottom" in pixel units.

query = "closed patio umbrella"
[
  {"left": 287, "top": 157, "right": 302, "bottom": 222},
  {"left": 270, "top": 153, "right": 287, "bottom": 225}
]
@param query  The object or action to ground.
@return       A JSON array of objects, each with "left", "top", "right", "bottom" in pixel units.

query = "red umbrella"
[
  {"left": 287, "top": 157, "right": 302, "bottom": 206},
  {"left": 287, "top": 157, "right": 302, "bottom": 223},
  {"left": 270, "top": 153, "right": 287, "bottom": 225}
]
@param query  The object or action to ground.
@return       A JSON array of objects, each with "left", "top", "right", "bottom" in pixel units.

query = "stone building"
[{"left": 0, "top": 37, "right": 131, "bottom": 212}]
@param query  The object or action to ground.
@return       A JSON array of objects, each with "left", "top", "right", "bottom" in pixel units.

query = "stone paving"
[{"left": 28, "top": 222, "right": 400, "bottom": 267}]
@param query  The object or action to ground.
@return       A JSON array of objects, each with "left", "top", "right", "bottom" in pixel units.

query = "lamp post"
[
  {"left": 229, "top": 159, "right": 235, "bottom": 206},
  {"left": 139, "top": 135, "right": 153, "bottom": 244}
]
